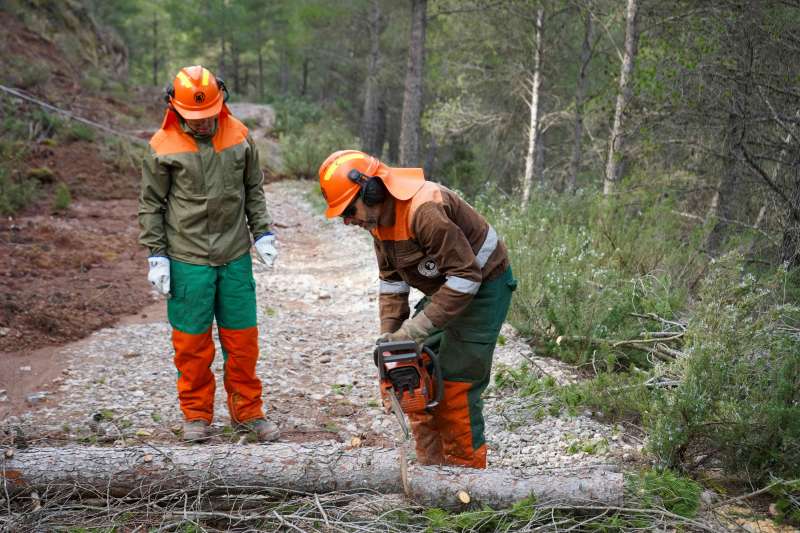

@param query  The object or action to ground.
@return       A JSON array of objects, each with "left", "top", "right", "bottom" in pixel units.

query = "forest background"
[{"left": 2, "top": 0, "right": 799, "bottom": 526}]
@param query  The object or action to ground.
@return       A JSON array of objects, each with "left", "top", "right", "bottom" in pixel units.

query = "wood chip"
[
  {"left": 349, "top": 436, "right": 362, "bottom": 447},
  {"left": 457, "top": 490, "right": 471, "bottom": 504}
]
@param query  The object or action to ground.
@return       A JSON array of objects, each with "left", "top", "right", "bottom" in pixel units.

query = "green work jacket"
[{"left": 138, "top": 107, "right": 271, "bottom": 266}]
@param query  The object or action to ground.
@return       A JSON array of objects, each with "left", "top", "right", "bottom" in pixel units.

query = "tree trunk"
[
  {"left": 375, "top": 98, "right": 387, "bottom": 158},
  {"left": 781, "top": 156, "right": 800, "bottom": 268},
  {"left": 522, "top": 6, "right": 544, "bottom": 205},
  {"left": 568, "top": 6, "right": 593, "bottom": 193},
  {"left": 360, "top": 0, "right": 384, "bottom": 156},
  {"left": 258, "top": 47, "right": 264, "bottom": 102},
  {"left": 231, "top": 43, "right": 241, "bottom": 94},
  {"left": 707, "top": 11, "right": 755, "bottom": 254},
  {"left": 388, "top": 109, "right": 400, "bottom": 163},
  {"left": 1, "top": 444, "right": 623, "bottom": 509},
  {"left": 151, "top": 12, "right": 158, "bottom": 86},
  {"left": 279, "top": 50, "right": 289, "bottom": 95},
  {"left": 301, "top": 57, "right": 310, "bottom": 97},
  {"left": 604, "top": 0, "right": 640, "bottom": 195},
  {"left": 399, "top": 0, "right": 427, "bottom": 166}
]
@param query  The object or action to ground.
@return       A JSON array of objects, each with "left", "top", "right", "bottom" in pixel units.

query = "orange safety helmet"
[
  {"left": 318, "top": 150, "right": 425, "bottom": 218},
  {"left": 166, "top": 65, "right": 226, "bottom": 120}
]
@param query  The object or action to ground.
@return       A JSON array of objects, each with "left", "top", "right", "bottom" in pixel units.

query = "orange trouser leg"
[
  {"left": 219, "top": 326, "right": 264, "bottom": 423},
  {"left": 172, "top": 328, "right": 216, "bottom": 423},
  {"left": 435, "top": 380, "right": 487, "bottom": 469},
  {"left": 408, "top": 410, "right": 444, "bottom": 465}
]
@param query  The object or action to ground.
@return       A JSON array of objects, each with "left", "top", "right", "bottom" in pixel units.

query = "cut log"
[{"left": 1, "top": 443, "right": 623, "bottom": 509}]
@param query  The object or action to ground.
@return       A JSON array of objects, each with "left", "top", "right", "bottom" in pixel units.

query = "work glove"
[
  {"left": 147, "top": 256, "right": 171, "bottom": 297},
  {"left": 254, "top": 232, "right": 278, "bottom": 267},
  {"left": 377, "top": 311, "right": 435, "bottom": 345}
]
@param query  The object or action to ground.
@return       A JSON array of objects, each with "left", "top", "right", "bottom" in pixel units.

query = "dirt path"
[
  {"left": 1, "top": 104, "right": 640, "bottom": 473},
  {"left": 1, "top": 180, "right": 638, "bottom": 471}
]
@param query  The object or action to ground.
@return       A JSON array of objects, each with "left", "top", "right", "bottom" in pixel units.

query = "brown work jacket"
[{"left": 372, "top": 182, "right": 509, "bottom": 333}]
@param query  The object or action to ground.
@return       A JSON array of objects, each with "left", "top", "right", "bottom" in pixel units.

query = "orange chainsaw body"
[{"left": 374, "top": 340, "right": 442, "bottom": 415}]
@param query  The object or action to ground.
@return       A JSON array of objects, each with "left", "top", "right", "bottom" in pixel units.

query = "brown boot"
[
  {"left": 182, "top": 420, "right": 210, "bottom": 442},
  {"left": 234, "top": 418, "right": 280, "bottom": 442}
]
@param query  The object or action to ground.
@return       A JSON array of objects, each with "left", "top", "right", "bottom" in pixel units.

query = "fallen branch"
[{"left": 1, "top": 443, "right": 623, "bottom": 509}]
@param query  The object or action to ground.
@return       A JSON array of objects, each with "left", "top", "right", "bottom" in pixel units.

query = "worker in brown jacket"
[{"left": 318, "top": 150, "right": 516, "bottom": 468}]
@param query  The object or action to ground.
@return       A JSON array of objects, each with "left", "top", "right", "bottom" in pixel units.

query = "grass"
[{"left": 52, "top": 181, "right": 71, "bottom": 212}]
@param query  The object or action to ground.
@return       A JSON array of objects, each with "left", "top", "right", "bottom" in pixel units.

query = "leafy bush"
[
  {"left": 26, "top": 166, "right": 55, "bottom": 183},
  {"left": 628, "top": 469, "right": 702, "bottom": 518},
  {"left": 8, "top": 56, "right": 51, "bottom": 89},
  {"left": 0, "top": 168, "right": 38, "bottom": 215},
  {"left": 646, "top": 254, "right": 800, "bottom": 482},
  {"left": 270, "top": 96, "right": 324, "bottom": 136},
  {"left": 281, "top": 119, "right": 357, "bottom": 179},
  {"left": 479, "top": 188, "right": 697, "bottom": 369},
  {"left": 62, "top": 122, "right": 96, "bottom": 142},
  {"left": 52, "top": 181, "right": 71, "bottom": 211}
]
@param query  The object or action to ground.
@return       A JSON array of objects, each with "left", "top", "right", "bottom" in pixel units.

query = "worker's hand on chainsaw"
[
  {"left": 147, "top": 256, "right": 171, "bottom": 297},
  {"left": 379, "top": 311, "right": 435, "bottom": 345},
  {"left": 254, "top": 232, "right": 278, "bottom": 267}
]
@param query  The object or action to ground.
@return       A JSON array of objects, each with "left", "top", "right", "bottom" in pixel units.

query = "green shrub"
[
  {"left": 480, "top": 189, "right": 696, "bottom": 368},
  {"left": 281, "top": 119, "right": 357, "bottom": 179},
  {"left": 647, "top": 254, "right": 800, "bottom": 482},
  {"left": 62, "top": 122, "right": 96, "bottom": 142},
  {"left": 8, "top": 57, "right": 51, "bottom": 89},
  {"left": 52, "top": 181, "right": 72, "bottom": 212},
  {"left": 0, "top": 168, "right": 38, "bottom": 215},
  {"left": 270, "top": 96, "right": 324, "bottom": 136},
  {"left": 628, "top": 469, "right": 702, "bottom": 518},
  {"left": 26, "top": 166, "right": 55, "bottom": 183}
]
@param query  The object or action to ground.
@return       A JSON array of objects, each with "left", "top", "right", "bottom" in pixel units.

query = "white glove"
[
  {"left": 254, "top": 233, "right": 278, "bottom": 267},
  {"left": 147, "top": 256, "right": 171, "bottom": 297}
]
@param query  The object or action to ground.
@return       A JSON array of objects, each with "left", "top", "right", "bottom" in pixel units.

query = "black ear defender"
[
  {"left": 163, "top": 84, "right": 175, "bottom": 104},
  {"left": 216, "top": 76, "right": 230, "bottom": 103},
  {"left": 348, "top": 168, "right": 387, "bottom": 206}
]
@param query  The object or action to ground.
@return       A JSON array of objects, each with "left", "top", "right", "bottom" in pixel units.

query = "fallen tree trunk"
[{"left": 1, "top": 443, "right": 623, "bottom": 509}]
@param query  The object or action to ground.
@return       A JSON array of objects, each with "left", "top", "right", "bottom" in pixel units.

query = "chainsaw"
[{"left": 373, "top": 340, "right": 443, "bottom": 439}]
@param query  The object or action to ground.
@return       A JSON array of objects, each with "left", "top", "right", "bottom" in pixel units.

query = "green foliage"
[
  {"left": 628, "top": 469, "right": 702, "bottom": 518},
  {"left": 281, "top": 118, "right": 357, "bottom": 179},
  {"left": 52, "top": 181, "right": 72, "bottom": 212},
  {"left": 26, "top": 166, "right": 55, "bottom": 183},
  {"left": 62, "top": 122, "right": 96, "bottom": 143},
  {"left": 769, "top": 479, "right": 800, "bottom": 526},
  {"left": 0, "top": 168, "right": 38, "bottom": 215},
  {"left": 7, "top": 55, "right": 51, "bottom": 89},
  {"left": 271, "top": 96, "right": 325, "bottom": 136},
  {"left": 647, "top": 255, "right": 800, "bottom": 482},
  {"left": 480, "top": 186, "right": 697, "bottom": 369}
]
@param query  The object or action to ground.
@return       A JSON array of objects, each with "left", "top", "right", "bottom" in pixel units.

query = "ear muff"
[
  {"left": 348, "top": 169, "right": 386, "bottom": 206},
  {"left": 163, "top": 84, "right": 175, "bottom": 105},
  {"left": 361, "top": 176, "right": 387, "bottom": 206},
  {"left": 217, "top": 76, "right": 230, "bottom": 103}
]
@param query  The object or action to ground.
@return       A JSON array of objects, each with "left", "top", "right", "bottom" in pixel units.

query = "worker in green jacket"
[{"left": 138, "top": 65, "right": 279, "bottom": 442}]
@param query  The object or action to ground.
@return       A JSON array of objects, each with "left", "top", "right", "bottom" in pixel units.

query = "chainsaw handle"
[{"left": 422, "top": 346, "right": 444, "bottom": 409}]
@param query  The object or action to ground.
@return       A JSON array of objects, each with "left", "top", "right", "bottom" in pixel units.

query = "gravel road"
[{"left": 2, "top": 180, "right": 640, "bottom": 473}]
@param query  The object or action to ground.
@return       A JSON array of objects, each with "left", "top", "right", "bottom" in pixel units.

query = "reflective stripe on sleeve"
[
  {"left": 476, "top": 225, "right": 498, "bottom": 268},
  {"left": 445, "top": 276, "right": 481, "bottom": 295},
  {"left": 380, "top": 280, "right": 410, "bottom": 294}
]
